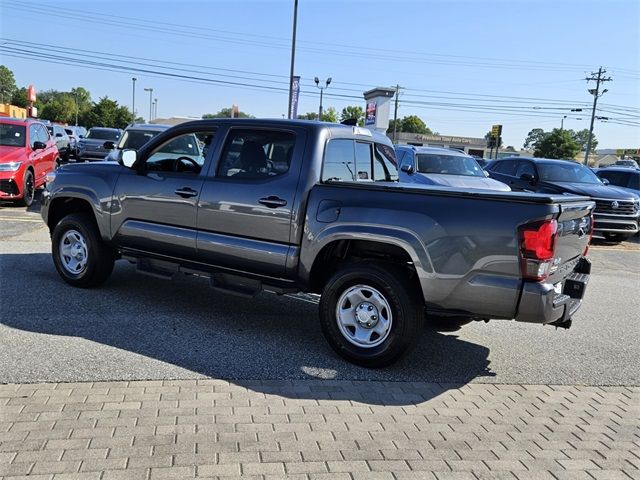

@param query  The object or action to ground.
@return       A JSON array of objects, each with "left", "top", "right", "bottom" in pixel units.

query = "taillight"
[
  {"left": 583, "top": 213, "right": 594, "bottom": 257},
  {"left": 519, "top": 219, "right": 558, "bottom": 281}
]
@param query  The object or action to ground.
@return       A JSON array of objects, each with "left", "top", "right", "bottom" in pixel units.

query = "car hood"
[
  {"left": 0, "top": 146, "right": 26, "bottom": 163},
  {"left": 543, "top": 181, "right": 639, "bottom": 200},
  {"left": 404, "top": 172, "right": 511, "bottom": 191}
]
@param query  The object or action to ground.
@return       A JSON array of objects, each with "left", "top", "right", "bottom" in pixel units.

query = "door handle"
[
  {"left": 258, "top": 196, "right": 287, "bottom": 208},
  {"left": 174, "top": 187, "right": 198, "bottom": 198}
]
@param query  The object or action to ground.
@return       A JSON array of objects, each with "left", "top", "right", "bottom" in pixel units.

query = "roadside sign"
[{"left": 491, "top": 124, "right": 502, "bottom": 138}]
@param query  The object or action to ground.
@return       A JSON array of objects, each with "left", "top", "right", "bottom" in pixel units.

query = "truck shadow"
[{"left": 0, "top": 253, "right": 494, "bottom": 406}]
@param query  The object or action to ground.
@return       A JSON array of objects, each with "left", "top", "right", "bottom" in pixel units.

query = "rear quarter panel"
[{"left": 301, "top": 184, "right": 563, "bottom": 319}]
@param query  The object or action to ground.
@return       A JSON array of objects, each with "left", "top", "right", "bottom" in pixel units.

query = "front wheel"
[
  {"left": 52, "top": 213, "right": 115, "bottom": 288},
  {"left": 18, "top": 169, "right": 35, "bottom": 207},
  {"left": 319, "top": 263, "right": 423, "bottom": 368}
]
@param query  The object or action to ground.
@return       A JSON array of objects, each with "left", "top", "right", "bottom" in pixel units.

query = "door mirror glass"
[
  {"left": 103, "top": 141, "right": 115, "bottom": 150},
  {"left": 484, "top": 170, "right": 490, "bottom": 177},
  {"left": 600, "top": 177, "right": 610, "bottom": 185},
  {"left": 520, "top": 173, "right": 536, "bottom": 183},
  {"left": 400, "top": 163, "right": 414, "bottom": 174},
  {"left": 121, "top": 149, "right": 137, "bottom": 167},
  {"left": 32, "top": 141, "right": 47, "bottom": 150}
]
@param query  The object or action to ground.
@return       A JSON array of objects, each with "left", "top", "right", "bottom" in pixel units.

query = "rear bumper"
[{"left": 515, "top": 257, "right": 591, "bottom": 326}]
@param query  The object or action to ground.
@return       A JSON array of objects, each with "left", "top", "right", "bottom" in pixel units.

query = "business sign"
[
  {"left": 27, "top": 85, "right": 37, "bottom": 103},
  {"left": 491, "top": 124, "right": 502, "bottom": 138},
  {"left": 365, "top": 101, "right": 377, "bottom": 126},
  {"left": 289, "top": 76, "right": 300, "bottom": 119}
]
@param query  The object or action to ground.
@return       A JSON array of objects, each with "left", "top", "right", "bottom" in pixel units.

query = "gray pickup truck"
[{"left": 41, "top": 119, "right": 594, "bottom": 367}]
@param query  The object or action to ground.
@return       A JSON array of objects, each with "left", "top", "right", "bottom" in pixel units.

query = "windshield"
[
  {"left": 0, "top": 124, "right": 26, "bottom": 147},
  {"left": 117, "top": 129, "right": 162, "bottom": 150},
  {"left": 538, "top": 162, "right": 603, "bottom": 184},
  {"left": 416, "top": 153, "right": 484, "bottom": 177},
  {"left": 86, "top": 128, "right": 120, "bottom": 141}
]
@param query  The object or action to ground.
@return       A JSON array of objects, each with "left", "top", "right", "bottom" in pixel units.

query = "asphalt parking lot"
[{"left": 0, "top": 196, "right": 639, "bottom": 387}]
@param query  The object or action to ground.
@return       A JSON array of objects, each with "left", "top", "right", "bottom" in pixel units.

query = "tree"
[
  {"left": 0, "top": 65, "right": 17, "bottom": 103},
  {"left": 85, "top": 97, "right": 132, "bottom": 129},
  {"left": 297, "top": 107, "right": 338, "bottom": 123},
  {"left": 202, "top": 107, "right": 253, "bottom": 119},
  {"left": 11, "top": 87, "right": 28, "bottom": 108},
  {"left": 399, "top": 115, "right": 432, "bottom": 134},
  {"left": 571, "top": 129, "right": 598, "bottom": 151},
  {"left": 523, "top": 128, "right": 548, "bottom": 150},
  {"left": 484, "top": 131, "right": 504, "bottom": 148},
  {"left": 340, "top": 105, "right": 364, "bottom": 126},
  {"left": 533, "top": 128, "right": 580, "bottom": 159},
  {"left": 40, "top": 95, "right": 78, "bottom": 124}
]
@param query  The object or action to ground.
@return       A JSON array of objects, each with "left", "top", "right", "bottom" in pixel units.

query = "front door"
[
  {"left": 111, "top": 127, "right": 217, "bottom": 259},
  {"left": 196, "top": 126, "right": 306, "bottom": 277}
]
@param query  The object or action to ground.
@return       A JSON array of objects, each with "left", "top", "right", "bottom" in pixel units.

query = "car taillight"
[
  {"left": 583, "top": 213, "right": 594, "bottom": 257},
  {"left": 519, "top": 219, "right": 558, "bottom": 281}
]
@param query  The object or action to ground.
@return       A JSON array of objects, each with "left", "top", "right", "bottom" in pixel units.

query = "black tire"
[
  {"left": 54, "top": 158, "right": 61, "bottom": 170},
  {"left": 51, "top": 212, "right": 115, "bottom": 288},
  {"left": 319, "top": 262, "right": 423, "bottom": 368},
  {"left": 605, "top": 233, "right": 634, "bottom": 242},
  {"left": 18, "top": 169, "right": 35, "bottom": 207}
]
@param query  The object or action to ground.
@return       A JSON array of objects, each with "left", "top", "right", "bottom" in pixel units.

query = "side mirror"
[
  {"left": 78, "top": 135, "right": 84, "bottom": 139},
  {"left": 520, "top": 173, "right": 536, "bottom": 183},
  {"left": 103, "top": 141, "right": 115, "bottom": 150},
  {"left": 600, "top": 177, "right": 610, "bottom": 185},
  {"left": 400, "top": 164, "right": 414, "bottom": 174},
  {"left": 121, "top": 149, "right": 137, "bottom": 168},
  {"left": 32, "top": 141, "right": 47, "bottom": 150},
  {"left": 484, "top": 170, "right": 490, "bottom": 177}
]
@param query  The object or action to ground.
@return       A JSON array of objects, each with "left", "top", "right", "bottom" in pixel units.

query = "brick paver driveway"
[{"left": 1, "top": 379, "right": 638, "bottom": 479}]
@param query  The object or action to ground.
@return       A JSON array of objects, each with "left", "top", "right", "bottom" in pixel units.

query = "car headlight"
[
  {"left": 45, "top": 171, "right": 57, "bottom": 185},
  {"left": 0, "top": 161, "right": 23, "bottom": 172}
]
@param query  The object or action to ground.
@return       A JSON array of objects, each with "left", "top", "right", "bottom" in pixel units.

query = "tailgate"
[{"left": 548, "top": 200, "right": 594, "bottom": 284}]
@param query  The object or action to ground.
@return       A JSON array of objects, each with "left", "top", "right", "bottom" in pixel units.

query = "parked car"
[
  {"left": 46, "top": 125, "right": 71, "bottom": 162},
  {"left": 42, "top": 119, "right": 594, "bottom": 367},
  {"left": 104, "top": 124, "right": 172, "bottom": 162},
  {"left": 0, "top": 117, "right": 59, "bottom": 206},
  {"left": 486, "top": 156, "right": 640, "bottom": 241},
  {"left": 594, "top": 166, "right": 640, "bottom": 196},
  {"left": 613, "top": 159, "right": 639, "bottom": 168},
  {"left": 396, "top": 146, "right": 510, "bottom": 191},
  {"left": 76, "top": 127, "right": 122, "bottom": 161},
  {"left": 64, "top": 126, "right": 87, "bottom": 159}
]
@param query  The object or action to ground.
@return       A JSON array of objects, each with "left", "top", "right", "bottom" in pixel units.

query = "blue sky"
[{"left": 1, "top": 0, "right": 638, "bottom": 149}]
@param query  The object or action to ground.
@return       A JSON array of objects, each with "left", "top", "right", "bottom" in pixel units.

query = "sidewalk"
[{"left": 1, "top": 379, "right": 638, "bottom": 479}]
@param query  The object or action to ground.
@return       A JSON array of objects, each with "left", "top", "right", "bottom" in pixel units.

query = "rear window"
[
  {"left": 0, "top": 123, "right": 26, "bottom": 147},
  {"left": 118, "top": 129, "right": 162, "bottom": 150},
  {"left": 322, "top": 139, "right": 397, "bottom": 183}
]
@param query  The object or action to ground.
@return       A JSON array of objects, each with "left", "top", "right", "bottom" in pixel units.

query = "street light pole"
[
  {"left": 131, "top": 77, "right": 137, "bottom": 123},
  {"left": 144, "top": 88, "right": 153, "bottom": 122},
  {"left": 153, "top": 98, "right": 158, "bottom": 120},
  {"left": 584, "top": 67, "right": 612, "bottom": 166},
  {"left": 561, "top": 115, "right": 567, "bottom": 131},
  {"left": 314, "top": 77, "right": 331, "bottom": 120},
  {"left": 74, "top": 91, "right": 78, "bottom": 126},
  {"left": 287, "top": 0, "right": 298, "bottom": 119}
]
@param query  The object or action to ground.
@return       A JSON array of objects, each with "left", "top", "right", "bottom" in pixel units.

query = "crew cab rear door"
[{"left": 196, "top": 125, "right": 307, "bottom": 277}]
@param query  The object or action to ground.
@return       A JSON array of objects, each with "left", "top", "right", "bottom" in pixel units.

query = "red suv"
[{"left": 0, "top": 118, "right": 59, "bottom": 206}]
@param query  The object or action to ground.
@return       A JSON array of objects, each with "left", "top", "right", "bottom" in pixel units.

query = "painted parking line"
[{"left": 0, "top": 218, "right": 43, "bottom": 223}]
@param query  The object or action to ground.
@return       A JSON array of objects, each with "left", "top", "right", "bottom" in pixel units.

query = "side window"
[
  {"left": 323, "top": 139, "right": 356, "bottom": 182},
  {"left": 515, "top": 161, "right": 536, "bottom": 178},
  {"left": 374, "top": 143, "right": 398, "bottom": 181},
  {"left": 396, "top": 150, "right": 406, "bottom": 167},
  {"left": 355, "top": 141, "right": 373, "bottom": 180},
  {"left": 37, "top": 125, "right": 50, "bottom": 143},
  {"left": 217, "top": 129, "right": 295, "bottom": 179},
  {"left": 492, "top": 160, "right": 518, "bottom": 176},
  {"left": 145, "top": 130, "right": 215, "bottom": 174},
  {"left": 29, "top": 125, "right": 39, "bottom": 147}
]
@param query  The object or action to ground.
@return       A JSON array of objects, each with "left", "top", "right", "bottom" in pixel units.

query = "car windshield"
[
  {"left": 118, "top": 129, "right": 162, "bottom": 150},
  {"left": 86, "top": 128, "right": 120, "bottom": 141},
  {"left": 538, "top": 162, "right": 603, "bottom": 184},
  {"left": 416, "top": 153, "right": 484, "bottom": 177},
  {"left": 0, "top": 124, "right": 27, "bottom": 147}
]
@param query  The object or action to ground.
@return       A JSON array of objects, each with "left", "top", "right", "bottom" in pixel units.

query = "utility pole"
[
  {"left": 584, "top": 67, "right": 612, "bottom": 166},
  {"left": 153, "top": 98, "right": 158, "bottom": 120},
  {"left": 131, "top": 77, "right": 137, "bottom": 123},
  {"left": 287, "top": 0, "right": 298, "bottom": 119},
  {"left": 392, "top": 84, "right": 401, "bottom": 143}
]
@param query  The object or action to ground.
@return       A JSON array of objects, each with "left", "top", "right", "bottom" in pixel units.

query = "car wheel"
[
  {"left": 319, "top": 262, "right": 423, "bottom": 368},
  {"left": 54, "top": 158, "right": 61, "bottom": 170},
  {"left": 52, "top": 212, "right": 115, "bottom": 288},
  {"left": 18, "top": 169, "right": 35, "bottom": 207}
]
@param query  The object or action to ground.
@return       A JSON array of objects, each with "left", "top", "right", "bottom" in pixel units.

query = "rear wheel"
[
  {"left": 52, "top": 212, "right": 115, "bottom": 288},
  {"left": 18, "top": 169, "right": 35, "bottom": 207},
  {"left": 319, "top": 262, "right": 423, "bottom": 368}
]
